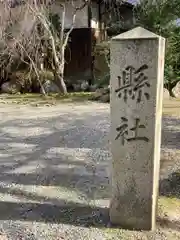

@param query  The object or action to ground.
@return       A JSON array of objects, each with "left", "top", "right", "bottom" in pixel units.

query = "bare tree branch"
[{"left": 0, "top": 0, "right": 90, "bottom": 94}]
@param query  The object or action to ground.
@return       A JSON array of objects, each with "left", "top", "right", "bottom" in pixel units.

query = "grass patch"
[
  {"left": 159, "top": 196, "right": 180, "bottom": 215},
  {"left": 2, "top": 93, "right": 180, "bottom": 109},
  {"left": 1, "top": 93, "right": 180, "bottom": 110},
  {"left": 0, "top": 92, "right": 94, "bottom": 106}
]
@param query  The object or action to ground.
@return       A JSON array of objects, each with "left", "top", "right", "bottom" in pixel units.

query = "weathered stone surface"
[
  {"left": 101, "top": 93, "right": 110, "bottom": 103},
  {"left": 91, "top": 88, "right": 110, "bottom": 101},
  {"left": 1, "top": 81, "right": 21, "bottom": 94},
  {"left": 91, "top": 88, "right": 104, "bottom": 99},
  {"left": 110, "top": 27, "right": 165, "bottom": 230},
  {"left": 80, "top": 81, "right": 89, "bottom": 91},
  {"left": 41, "top": 80, "right": 60, "bottom": 94},
  {"left": 93, "top": 88, "right": 104, "bottom": 99},
  {"left": 163, "top": 88, "right": 170, "bottom": 99},
  {"left": 72, "top": 80, "right": 89, "bottom": 92},
  {"left": 72, "top": 83, "right": 81, "bottom": 92},
  {"left": 172, "top": 82, "right": 180, "bottom": 98},
  {"left": 89, "top": 84, "right": 98, "bottom": 92}
]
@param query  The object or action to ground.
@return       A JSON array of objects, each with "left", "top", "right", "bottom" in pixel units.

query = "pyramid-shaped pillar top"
[{"left": 112, "top": 27, "right": 162, "bottom": 40}]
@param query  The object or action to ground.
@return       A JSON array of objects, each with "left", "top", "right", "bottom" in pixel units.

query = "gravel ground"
[{"left": 0, "top": 102, "right": 179, "bottom": 239}]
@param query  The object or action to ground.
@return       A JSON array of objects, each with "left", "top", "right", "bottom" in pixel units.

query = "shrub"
[
  {"left": 97, "top": 73, "right": 110, "bottom": 88},
  {"left": 93, "top": 41, "right": 110, "bottom": 87},
  {"left": 164, "top": 27, "right": 180, "bottom": 93},
  {"left": 133, "top": 0, "right": 180, "bottom": 92}
]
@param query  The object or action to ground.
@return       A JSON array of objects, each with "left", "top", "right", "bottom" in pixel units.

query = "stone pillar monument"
[{"left": 110, "top": 27, "right": 165, "bottom": 230}]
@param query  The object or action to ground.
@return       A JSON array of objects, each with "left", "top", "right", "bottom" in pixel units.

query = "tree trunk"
[
  {"left": 40, "top": 82, "right": 47, "bottom": 95},
  {"left": 54, "top": 70, "right": 67, "bottom": 94}
]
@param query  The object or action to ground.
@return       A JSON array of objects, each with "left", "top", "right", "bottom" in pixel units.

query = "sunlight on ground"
[
  {"left": 0, "top": 96, "right": 179, "bottom": 238},
  {"left": 163, "top": 98, "right": 180, "bottom": 116},
  {"left": 159, "top": 196, "right": 180, "bottom": 216}
]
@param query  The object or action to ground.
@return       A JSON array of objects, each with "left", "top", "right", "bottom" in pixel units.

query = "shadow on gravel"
[
  {"left": 0, "top": 198, "right": 179, "bottom": 232},
  {"left": 159, "top": 171, "right": 180, "bottom": 198},
  {"left": 0, "top": 109, "right": 110, "bottom": 228},
  {"left": 161, "top": 116, "right": 180, "bottom": 150},
  {"left": 157, "top": 217, "right": 180, "bottom": 231},
  {"left": 0, "top": 109, "right": 179, "bottom": 230},
  {"left": 0, "top": 200, "right": 110, "bottom": 228},
  {"left": 0, "top": 111, "right": 110, "bottom": 192}
]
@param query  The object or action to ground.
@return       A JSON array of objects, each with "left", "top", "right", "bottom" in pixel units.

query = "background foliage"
[
  {"left": 96, "top": 0, "right": 180, "bottom": 94},
  {"left": 133, "top": 0, "right": 180, "bottom": 94}
]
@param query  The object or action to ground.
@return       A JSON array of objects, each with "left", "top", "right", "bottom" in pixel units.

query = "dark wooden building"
[{"left": 64, "top": 0, "right": 134, "bottom": 82}]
